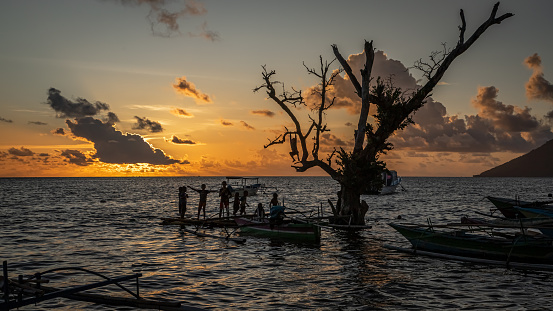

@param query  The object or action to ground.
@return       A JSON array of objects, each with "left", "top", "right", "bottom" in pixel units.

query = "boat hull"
[
  {"left": 389, "top": 223, "right": 553, "bottom": 264},
  {"left": 236, "top": 218, "right": 321, "bottom": 242}
]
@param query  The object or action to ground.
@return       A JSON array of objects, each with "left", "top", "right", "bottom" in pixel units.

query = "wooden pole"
[{"left": 2, "top": 261, "right": 8, "bottom": 305}]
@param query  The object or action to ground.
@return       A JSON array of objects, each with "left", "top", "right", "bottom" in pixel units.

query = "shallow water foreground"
[{"left": 2, "top": 176, "right": 553, "bottom": 310}]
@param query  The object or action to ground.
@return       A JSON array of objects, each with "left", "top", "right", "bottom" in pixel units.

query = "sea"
[{"left": 1, "top": 176, "right": 553, "bottom": 310}]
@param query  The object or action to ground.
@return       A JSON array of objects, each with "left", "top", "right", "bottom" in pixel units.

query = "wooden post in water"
[{"left": 2, "top": 261, "right": 8, "bottom": 304}]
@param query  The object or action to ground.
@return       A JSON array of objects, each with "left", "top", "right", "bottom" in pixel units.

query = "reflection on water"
[{"left": 1, "top": 176, "right": 553, "bottom": 310}]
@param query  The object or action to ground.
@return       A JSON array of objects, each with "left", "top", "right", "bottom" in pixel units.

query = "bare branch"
[
  {"left": 332, "top": 44, "right": 362, "bottom": 96},
  {"left": 458, "top": 9, "right": 466, "bottom": 45}
]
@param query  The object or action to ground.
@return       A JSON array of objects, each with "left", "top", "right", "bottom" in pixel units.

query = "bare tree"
[{"left": 255, "top": 2, "right": 513, "bottom": 225}]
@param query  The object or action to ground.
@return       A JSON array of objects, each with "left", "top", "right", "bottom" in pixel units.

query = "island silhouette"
[{"left": 475, "top": 139, "right": 553, "bottom": 177}]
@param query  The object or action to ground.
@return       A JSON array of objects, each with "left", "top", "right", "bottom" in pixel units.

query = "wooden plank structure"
[{"left": 1, "top": 261, "right": 205, "bottom": 311}]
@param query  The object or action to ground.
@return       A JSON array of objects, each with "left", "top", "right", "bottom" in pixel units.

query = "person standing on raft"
[
  {"left": 188, "top": 184, "right": 216, "bottom": 219},
  {"left": 218, "top": 181, "right": 231, "bottom": 218},
  {"left": 178, "top": 186, "right": 188, "bottom": 219}
]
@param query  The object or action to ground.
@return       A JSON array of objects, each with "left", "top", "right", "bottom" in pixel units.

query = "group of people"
[{"left": 178, "top": 181, "right": 279, "bottom": 220}]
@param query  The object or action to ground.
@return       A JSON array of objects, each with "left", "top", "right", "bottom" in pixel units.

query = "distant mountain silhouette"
[{"left": 474, "top": 139, "right": 553, "bottom": 177}]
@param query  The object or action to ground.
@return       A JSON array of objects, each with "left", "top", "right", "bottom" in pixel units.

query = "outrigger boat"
[
  {"left": 235, "top": 217, "right": 321, "bottom": 242},
  {"left": 225, "top": 177, "right": 264, "bottom": 196},
  {"left": 486, "top": 196, "right": 553, "bottom": 219},
  {"left": 235, "top": 205, "right": 321, "bottom": 242},
  {"left": 388, "top": 222, "right": 553, "bottom": 270}
]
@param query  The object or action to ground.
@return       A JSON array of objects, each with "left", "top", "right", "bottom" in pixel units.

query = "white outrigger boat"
[
  {"left": 225, "top": 177, "right": 264, "bottom": 196},
  {"left": 364, "top": 170, "right": 402, "bottom": 195}
]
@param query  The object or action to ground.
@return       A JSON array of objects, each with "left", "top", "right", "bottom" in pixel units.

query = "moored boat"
[
  {"left": 486, "top": 196, "right": 553, "bottom": 219},
  {"left": 226, "top": 177, "right": 264, "bottom": 196},
  {"left": 389, "top": 223, "right": 553, "bottom": 265},
  {"left": 364, "top": 170, "right": 402, "bottom": 195},
  {"left": 235, "top": 217, "right": 321, "bottom": 242}
]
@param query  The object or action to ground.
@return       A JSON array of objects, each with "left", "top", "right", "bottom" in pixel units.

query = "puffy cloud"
[
  {"left": 472, "top": 86, "right": 540, "bottom": 132},
  {"left": 172, "top": 76, "right": 212, "bottom": 103},
  {"left": 8, "top": 147, "right": 34, "bottom": 157},
  {"left": 390, "top": 86, "right": 553, "bottom": 153},
  {"left": 66, "top": 116, "right": 180, "bottom": 165},
  {"left": 171, "top": 108, "right": 194, "bottom": 118},
  {"left": 60, "top": 149, "right": 92, "bottom": 166},
  {"left": 251, "top": 110, "right": 275, "bottom": 117},
  {"left": 168, "top": 135, "right": 197, "bottom": 145},
  {"left": 52, "top": 128, "right": 66, "bottom": 135},
  {"left": 240, "top": 121, "right": 255, "bottom": 130},
  {"left": 524, "top": 53, "right": 553, "bottom": 119},
  {"left": 110, "top": 0, "right": 217, "bottom": 39},
  {"left": 106, "top": 112, "right": 120, "bottom": 124},
  {"left": 220, "top": 119, "right": 233, "bottom": 126},
  {"left": 132, "top": 116, "right": 164, "bottom": 133},
  {"left": 0, "top": 117, "right": 13, "bottom": 123},
  {"left": 306, "top": 50, "right": 418, "bottom": 114},
  {"left": 46, "top": 88, "right": 110, "bottom": 118},
  {"left": 309, "top": 50, "right": 553, "bottom": 154}
]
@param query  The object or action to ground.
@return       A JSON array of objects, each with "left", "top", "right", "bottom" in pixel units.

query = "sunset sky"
[{"left": 2, "top": 0, "right": 553, "bottom": 177}]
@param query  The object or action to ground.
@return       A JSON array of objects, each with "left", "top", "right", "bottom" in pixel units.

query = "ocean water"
[{"left": 1, "top": 176, "right": 553, "bottom": 310}]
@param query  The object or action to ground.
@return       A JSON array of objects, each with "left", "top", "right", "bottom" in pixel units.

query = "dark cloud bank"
[
  {"left": 46, "top": 88, "right": 182, "bottom": 165},
  {"left": 318, "top": 50, "right": 553, "bottom": 154}
]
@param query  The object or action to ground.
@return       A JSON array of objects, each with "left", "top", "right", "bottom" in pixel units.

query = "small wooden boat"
[
  {"left": 160, "top": 216, "right": 239, "bottom": 228},
  {"left": 235, "top": 217, "right": 321, "bottom": 242},
  {"left": 389, "top": 223, "right": 553, "bottom": 265},
  {"left": 364, "top": 170, "right": 402, "bottom": 195},
  {"left": 486, "top": 196, "right": 553, "bottom": 218}
]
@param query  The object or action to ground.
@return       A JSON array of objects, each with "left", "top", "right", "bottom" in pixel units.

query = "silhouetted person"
[
  {"left": 240, "top": 191, "right": 249, "bottom": 215},
  {"left": 270, "top": 193, "right": 279, "bottom": 207},
  {"left": 178, "top": 186, "right": 188, "bottom": 219},
  {"left": 188, "top": 184, "right": 215, "bottom": 219},
  {"left": 232, "top": 192, "right": 240, "bottom": 216},
  {"left": 218, "top": 181, "right": 231, "bottom": 218},
  {"left": 255, "top": 203, "right": 265, "bottom": 220}
]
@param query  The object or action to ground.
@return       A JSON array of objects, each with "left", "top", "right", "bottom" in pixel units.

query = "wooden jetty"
[{"left": 1, "top": 261, "right": 205, "bottom": 311}]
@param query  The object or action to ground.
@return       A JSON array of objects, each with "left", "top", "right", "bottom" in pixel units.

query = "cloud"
[
  {"left": 60, "top": 149, "right": 93, "bottom": 166},
  {"left": 171, "top": 108, "right": 194, "bottom": 118},
  {"left": 46, "top": 88, "right": 110, "bottom": 118},
  {"left": 472, "top": 86, "right": 540, "bottom": 132},
  {"left": 220, "top": 119, "right": 233, "bottom": 126},
  {"left": 106, "top": 112, "right": 120, "bottom": 124},
  {"left": 28, "top": 121, "right": 47, "bottom": 125},
  {"left": 111, "top": 0, "right": 217, "bottom": 39},
  {"left": 188, "top": 21, "right": 220, "bottom": 42},
  {"left": 524, "top": 53, "right": 553, "bottom": 119},
  {"left": 390, "top": 86, "right": 553, "bottom": 153},
  {"left": 172, "top": 76, "right": 212, "bottom": 103},
  {"left": 132, "top": 116, "right": 164, "bottom": 133},
  {"left": 0, "top": 117, "right": 13, "bottom": 123},
  {"left": 8, "top": 147, "right": 34, "bottom": 157},
  {"left": 168, "top": 135, "right": 197, "bottom": 145},
  {"left": 251, "top": 110, "right": 275, "bottom": 117},
  {"left": 306, "top": 50, "right": 418, "bottom": 115},
  {"left": 66, "top": 116, "right": 180, "bottom": 165},
  {"left": 52, "top": 128, "right": 66, "bottom": 135},
  {"left": 305, "top": 50, "right": 553, "bottom": 154},
  {"left": 319, "top": 133, "right": 352, "bottom": 153},
  {"left": 240, "top": 121, "right": 255, "bottom": 130}
]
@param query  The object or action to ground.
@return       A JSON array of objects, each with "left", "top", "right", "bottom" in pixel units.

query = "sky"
[{"left": 1, "top": 0, "right": 553, "bottom": 177}]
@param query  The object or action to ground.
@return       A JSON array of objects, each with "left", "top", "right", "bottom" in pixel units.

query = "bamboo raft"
[{"left": 1, "top": 261, "right": 204, "bottom": 311}]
